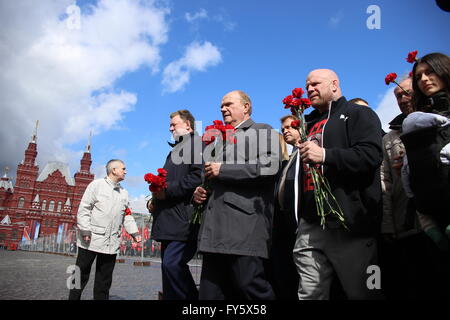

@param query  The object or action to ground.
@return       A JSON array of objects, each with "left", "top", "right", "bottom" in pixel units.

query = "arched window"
[
  {"left": 48, "top": 200, "right": 55, "bottom": 212},
  {"left": 41, "top": 200, "right": 47, "bottom": 211},
  {"left": 18, "top": 197, "right": 25, "bottom": 208},
  {"left": 57, "top": 201, "right": 62, "bottom": 213}
]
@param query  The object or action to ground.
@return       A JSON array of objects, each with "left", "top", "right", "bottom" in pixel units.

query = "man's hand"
[
  {"left": 205, "top": 162, "right": 221, "bottom": 179},
  {"left": 299, "top": 141, "right": 324, "bottom": 164},
  {"left": 193, "top": 186, "right": 208, "bottom": 204},
  {"left": 153, "top": 189, "right": 166, "bottom": 200},
  {"left": 82, "top": 235, "right": 91, "bottom": 244}
]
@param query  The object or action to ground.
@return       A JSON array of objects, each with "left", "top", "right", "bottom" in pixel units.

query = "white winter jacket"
[{"left": 76, "top": 177, "right": 139, "bottom": 254}]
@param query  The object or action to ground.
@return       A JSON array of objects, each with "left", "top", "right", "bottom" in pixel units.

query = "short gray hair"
[
  {"left": 236, "top": 90, "right": 252, "bottom": 115},
  {"left": 106, "top": 159, "right": 124, "bottom": 175}
]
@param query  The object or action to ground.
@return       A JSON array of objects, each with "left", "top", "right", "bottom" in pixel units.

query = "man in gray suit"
[{"left": 193, "top": 90, "right": 280, "bottom": 299}]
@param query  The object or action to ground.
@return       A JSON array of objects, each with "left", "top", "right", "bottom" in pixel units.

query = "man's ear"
[
  {"left": 243, "top": 103, "right": 250, "bottom": 115},
  {"left": 185, "top": 120, "right": 192, "bottom": 131},
  {"left": 331, "top": 79, "right": 339, "bottom": 93}
]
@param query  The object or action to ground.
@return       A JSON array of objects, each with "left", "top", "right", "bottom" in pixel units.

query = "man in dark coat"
[
  {"left": 148, "top": 109, "right": 202, "bottom": 300},
  {"left": 268, "top": 114, "right": 301, "bottom": 300},
  {"left": 293, "top": 69, "right": 383, "bottom": 300},
  {"left": 193, "top": 90, "right": 281, "bottom": 299}
]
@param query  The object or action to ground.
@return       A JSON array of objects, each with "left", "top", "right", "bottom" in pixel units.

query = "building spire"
[
  {"left": 85, "top": 130, "right": 92, "bottom": 153},
  {"left": 3, "top": 167, "right": 8, "bottom": 178},
  {"left": 31, "top": 120, "right": 39, "bottom": 143}
]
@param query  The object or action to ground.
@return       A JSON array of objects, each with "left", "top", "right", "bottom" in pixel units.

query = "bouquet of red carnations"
[
  {"left": 144, "top": 168, "right": 168, "bottom": 193},
  {"left": 191, "top": 120, "right": 236, "bottom": 224},
  {"left": 282, "top": 88, "right": 346, "bottom": 229}
]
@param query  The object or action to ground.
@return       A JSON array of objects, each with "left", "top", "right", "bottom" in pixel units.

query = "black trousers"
[
  {"left": 199, "top": 253, "right": 275, "bottom": 300},
  {"left": 68, "top": 247, "right": 117, "bottom": 300},
  {"left": 267, "top": 228, "right": 299, "bottom": 300}
]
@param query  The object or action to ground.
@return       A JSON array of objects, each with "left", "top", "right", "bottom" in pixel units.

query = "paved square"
[{"left": 0, "top": 250, "right": 201, "bottom": 300}]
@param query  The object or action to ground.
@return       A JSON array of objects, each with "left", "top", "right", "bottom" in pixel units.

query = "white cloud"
[
  {"left": 374, "top": 87, "right": 401, "bottom": 132},
  {"left": 213, "top": 14, "right": 236, "bottom": 31},
  {"left": 0, "top": 0, "right": 169, "bottom": 176},
  {"left": 129, "top": 194, "right": 150, "bottom": 214},
  {"left": 162, "top": 41, "right": 222, "bottom": 93},
  {"left": 185, "top": 8, "right": 208, "bottom": 23}
]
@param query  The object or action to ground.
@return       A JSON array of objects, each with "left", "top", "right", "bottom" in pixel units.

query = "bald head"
[
  {"left": 306, "top": 69, "right": 342, "bottom": 112},
  {"left": 394, "top": 77, "right": 413, "bottom": 115}
]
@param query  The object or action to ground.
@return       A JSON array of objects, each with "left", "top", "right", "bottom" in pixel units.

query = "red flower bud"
[
  {"left": 385, "top": 73, "right": 397, "bottom": 85},
  {"left": 301, "top": 98, "right": 312, "bottom": 106},
  {"left": 406, "top": 50, "right": 418, "bottom": 63},
  {"left": 291, "top": 120, "right": 300, "bottom": 129},
  {"left": 290, "top": 98, "right": 301, "bottom": 106},
  {"left": 157, "top": 168, "right": 167, "bottom": 177},
  {"left": 283, "top": 95, "right": 294, "bottom": 106},
  {"left": 292, "top": 88, "right": 304, "bottom": 98}
]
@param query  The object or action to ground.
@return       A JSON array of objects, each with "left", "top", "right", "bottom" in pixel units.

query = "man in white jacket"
[{"left": 68, "top": 159, "right": 141, "bottom": 300}]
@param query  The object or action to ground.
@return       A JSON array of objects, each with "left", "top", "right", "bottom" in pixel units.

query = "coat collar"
[
  {"left": 235, "top": 118, "right": 254, "bottom": 130},
  {"left": 388, "top": 113, "right": 407, "bottom": 130},
  {"left": 105, "top": 176, "right": 121, "bottom": 190},
  {"left": 305, "top": 96, "right": 347, "bottom": 121}
]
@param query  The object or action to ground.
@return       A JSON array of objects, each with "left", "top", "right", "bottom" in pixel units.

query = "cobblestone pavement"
[{"left": 0, "top": 250, "right": 202, "bottom": 300}]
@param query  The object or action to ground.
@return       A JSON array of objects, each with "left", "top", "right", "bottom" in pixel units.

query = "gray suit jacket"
[{"left": 198, "top": 118, "right": 281, "bottom": 258}]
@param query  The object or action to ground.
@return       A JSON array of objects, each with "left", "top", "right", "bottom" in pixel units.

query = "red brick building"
[{"left": 0, "top": 126, "right": 94, "bottom": 249}]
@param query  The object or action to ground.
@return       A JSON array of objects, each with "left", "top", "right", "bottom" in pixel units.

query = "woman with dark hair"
[
  {"left": 402, "top": 52, "right": 450, "bottom": 219},
  {"left": 400, "top": 52, "right": 450, "bottom": 299},
  {"left": 411, "top": 52, "right": 450, "bottom": 116}
]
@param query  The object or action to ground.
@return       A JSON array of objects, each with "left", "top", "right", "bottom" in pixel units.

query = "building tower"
[{"left": 73, "top": 132, "right": 94, "bottom": 211}]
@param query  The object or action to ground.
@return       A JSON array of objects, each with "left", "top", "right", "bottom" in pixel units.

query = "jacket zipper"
[{"left": 320, "top": 102, "right": 333, "bottom": 175}]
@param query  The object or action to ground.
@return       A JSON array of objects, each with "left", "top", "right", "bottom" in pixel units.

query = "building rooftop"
[{"left": 36, "top": 162, "right": 75, "bottom": 186}]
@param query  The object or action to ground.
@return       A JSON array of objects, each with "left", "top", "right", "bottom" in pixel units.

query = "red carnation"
[
  {"left": 406, "top": 50, "right": 418, "bottom": 64},
  {"left": 283, "top": 95, "right": 294, "bottom": 106},
  {"left": 144, "top": 173, "right": 155, "bottom": 183},
  {"left": 144, "top": 168, "right": 168, "bottom": 193},
  {"left": 202, "top": 127, "right": 221, "bottom": 145},
  {"left": 290, "top": 98, "right": 302, "bottom": 106},
  {"left": 409, "top": 71, "right": 413, "bottom": 78},
  {"left": 157, "top": 168, "right": 167, "bottom": 177},
  {"left": 124, "top": 207, "right": 132, "bottom": 216},
  {"left": 385, "top": 73, "right": 398, "bottom": 85},
  {"left": 222, "top": 124, "right": 237, "bottom": 144},
  {"left": 301, "top": 98, "right": 312, "bottom": 106},
  {"left": 292, "top": 88, "right": 304, "bottom": 98},
  {"left": 291, "top": 120, "right": 300, "bottom": 129},
  {"left": 202, "top": 120, "right": 236, "bottom": 145}
]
